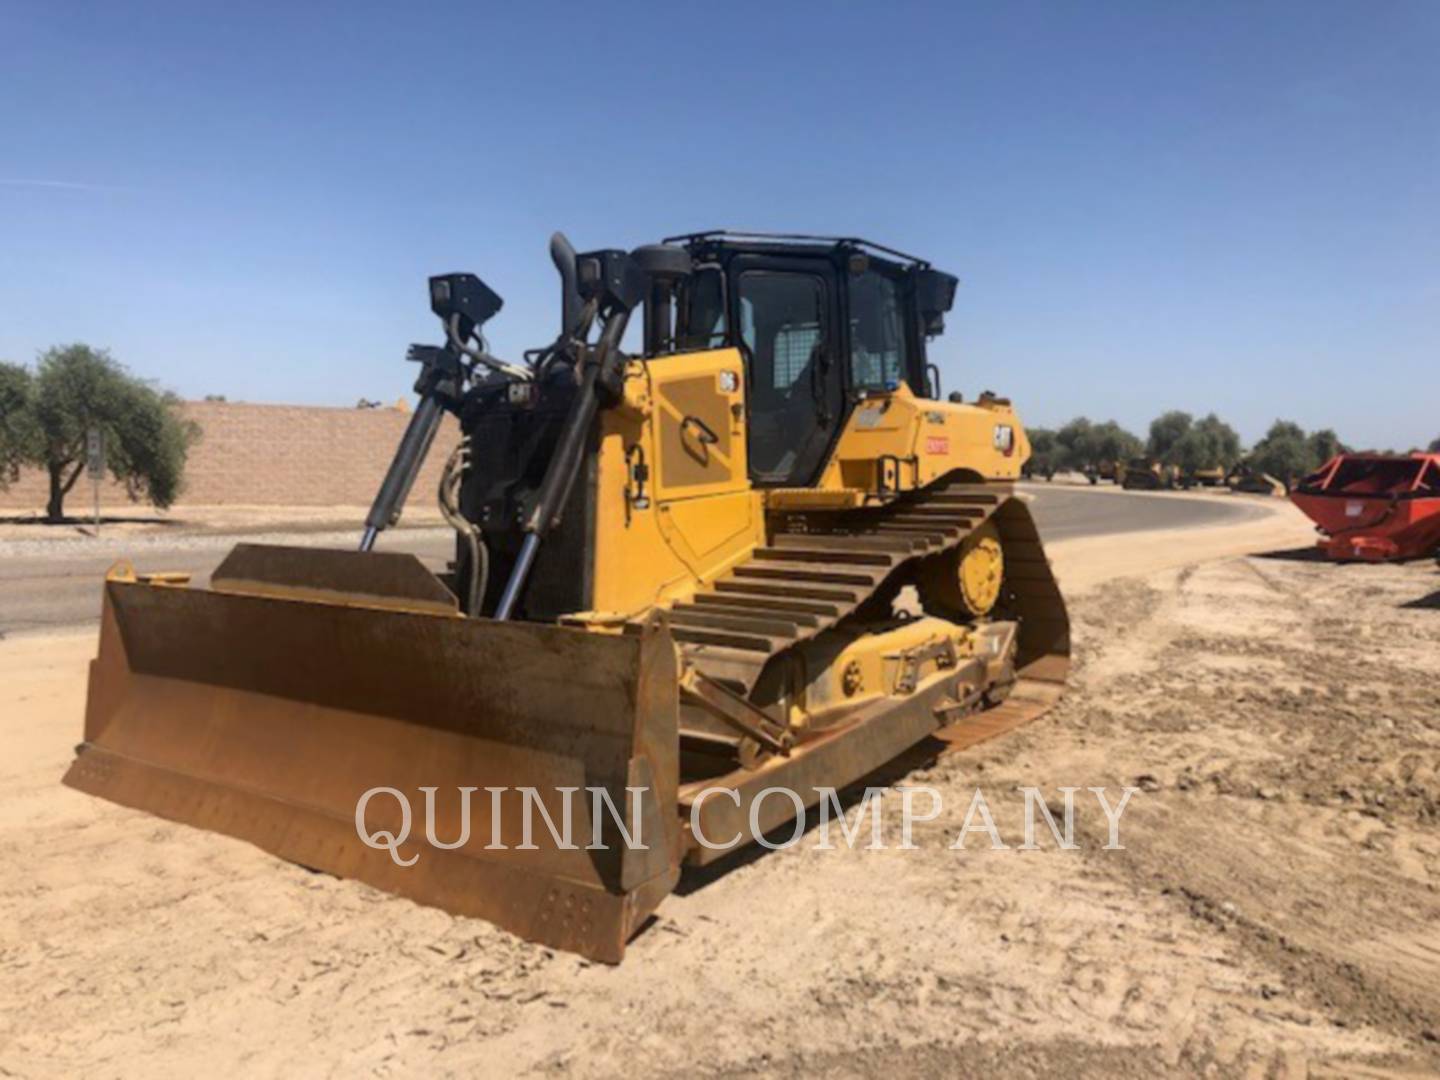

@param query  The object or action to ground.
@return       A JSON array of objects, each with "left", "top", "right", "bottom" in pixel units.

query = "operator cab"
[{"left": 645, "top": 231, "right": 957, "bottom": 488}]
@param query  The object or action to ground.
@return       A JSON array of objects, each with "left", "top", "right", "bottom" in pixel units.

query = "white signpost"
[{"left": 86, "top": 427, "right": 104, "bottom": 538}]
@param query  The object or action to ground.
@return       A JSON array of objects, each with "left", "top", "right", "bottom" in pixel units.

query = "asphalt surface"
[
  {"left": 0, "top": 527, "right": 457, "bottom": 638},
  {"left": 1020, "top": 482, "right": 1265, "bottom": 541},
  {"left": 0, "top": 486, "right": 1265, "bottom": 637}
]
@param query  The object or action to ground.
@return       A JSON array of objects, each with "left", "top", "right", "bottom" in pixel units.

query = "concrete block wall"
[{"left": 0, "top": 400, "right": 461, "bottom": 511}]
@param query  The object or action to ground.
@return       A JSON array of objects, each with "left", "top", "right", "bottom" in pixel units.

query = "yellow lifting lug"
[
  {"left": 105, "top": 560, "right": 137, "bottom": 583},
  {"left": 106, "top": 561, "right": 192, "bottom": 588},
  {"left": 139, "top": 572, "right": 194, "bottom": 587}
]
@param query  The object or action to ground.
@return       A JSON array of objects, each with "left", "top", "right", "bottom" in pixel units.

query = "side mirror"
[{"left": 916, "top": 269, "right": 958, "bottom": 337}]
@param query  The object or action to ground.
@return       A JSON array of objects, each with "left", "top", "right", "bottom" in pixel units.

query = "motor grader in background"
[{"left": 65, "top": 231, "right": 1069, "bottom": 962}]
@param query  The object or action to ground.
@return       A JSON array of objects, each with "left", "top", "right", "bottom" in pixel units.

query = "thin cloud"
[{"left": 0, "top": 178, "right": 131, "bottom": 193}]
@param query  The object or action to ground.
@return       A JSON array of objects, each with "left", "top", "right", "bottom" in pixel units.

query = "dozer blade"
[{"left": 63, "top": 545, "right": 682, "bottom": 963}]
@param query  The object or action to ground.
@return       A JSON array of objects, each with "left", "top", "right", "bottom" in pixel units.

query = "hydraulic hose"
[{"left": 438, "top": 436, "right": 486, "bottom": 616}]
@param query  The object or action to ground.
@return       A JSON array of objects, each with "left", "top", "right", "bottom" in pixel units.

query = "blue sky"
[{"left": 2, "top": 1, "right": 1436, "bottom": 449}]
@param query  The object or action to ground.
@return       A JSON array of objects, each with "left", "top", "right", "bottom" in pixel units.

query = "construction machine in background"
[
  {"left": 64, "top": 231, "right": 1069, "bottom": 962},
  {"left": 1226, "top": 462, "right": 1286, "bottom": 497},
  {"left": 1120, "top": 457, "right": 1179, "bottom": 491},
  {"left": 1083, "top": 460, "right": 1122, "bottom": 486},
  {"left": 1183, "top": 465, "right": 1226, "bottom": 488}
]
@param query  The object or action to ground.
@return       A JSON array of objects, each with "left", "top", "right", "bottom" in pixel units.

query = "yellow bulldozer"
[
  {"left": 1184, "top": 464, "right": 1227, "bottom": 488},
  {"left": 1120, "top": 456, "right": 1180, "bottom": 490},
  {"left": 65, "top": 231, "right": 1069, "bottom": 961}
]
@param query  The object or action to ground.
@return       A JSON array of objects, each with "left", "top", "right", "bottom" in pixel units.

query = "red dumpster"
[{"left": 1290, "top": 453, "right": 1440, "bottom": 561}]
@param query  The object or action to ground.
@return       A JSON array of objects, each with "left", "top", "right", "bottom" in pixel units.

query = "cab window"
[
  {"left": 678, "top": 267, "right": 727, "bottom": 350},
  {"left": 848, "top": 269, "right": 909, "bottom": 390},
  {"left": 739, "top": 286, "right": 822, "bottom": 391},
  {"left": 737, "top": 270, "right": 832, "bottom": 482}
]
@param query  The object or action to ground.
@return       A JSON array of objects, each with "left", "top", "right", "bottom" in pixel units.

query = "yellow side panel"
[
  {"left": 812, "top": 383, "right": 1029, "bottom": 497},
  {"left": 658, "top": 491, "right": 759, "bottom": 572},
  {"left": 588, "top": 349, "right": 763, "bottom": 619},
  {"left": 648, "top": 350, "right": 748, "bottom": 501}
]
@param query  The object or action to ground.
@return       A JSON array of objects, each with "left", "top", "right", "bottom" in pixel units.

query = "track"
[{"left": 649, "top": 481, "right": 1067, "bottom": 697}]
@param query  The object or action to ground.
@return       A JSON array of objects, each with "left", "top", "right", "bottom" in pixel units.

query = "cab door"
[{"left": 731, "top": 256, "right": 845, "bottom": 486}]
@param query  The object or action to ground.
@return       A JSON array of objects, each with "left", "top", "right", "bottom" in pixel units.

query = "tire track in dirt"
[{"left": 1044, "top": 557, "right": 1440, "bottom": 1070}]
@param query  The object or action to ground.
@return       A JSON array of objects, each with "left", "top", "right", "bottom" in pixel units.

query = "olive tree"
[
  {"left": 1025, "top": 427, "right": 1061, "bottom": 478},
  {"left": 1308, "top": 428, "right": 1346, "bottom": 465},
  {"left": 1196, "top": 414, "right": 1242, "bottom": 467},
  {"left": 1053, "top": 417, "right": 1095, "bottom": 471},
  {"left": 0, "top": 361, "right": 36, "bottom": 487},
  {"left": 1052, "top": 416, "right": 1142, "bottom": 472},
  {"left": 1168, "top": 413, "right": 1242, "bottom": 474},
  {"left": 1248, "top": 420, "right": 1316, "bottom": 490},
  {"left": 26, "top": 345, "right": 198, "bottom": 521},
  {"left": 1091, "top": 420, "right": 1143, "bottom": 465},
  {"left": 1146, "top": 410, "right": 1194, "bottom": 462}
]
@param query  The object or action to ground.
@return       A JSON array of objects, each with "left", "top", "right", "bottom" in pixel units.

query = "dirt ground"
[{"left": 2, "top": 507, "right": 1438, "bottom": 1078}]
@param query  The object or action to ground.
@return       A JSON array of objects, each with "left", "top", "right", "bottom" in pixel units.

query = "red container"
[{"left": 1290, "top": 453, "right": 1440, "bottom": 561}]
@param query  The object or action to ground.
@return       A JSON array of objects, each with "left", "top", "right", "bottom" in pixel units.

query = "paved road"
[
  {"left": 0, "top": 487, "right": 1265, "bottom": 637},
  {"left": 0, "top": 527, "right": 456, "bottom": 638},
  {"left": 1020, "top": 482, "right": 1266, "bottom": 542}
]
